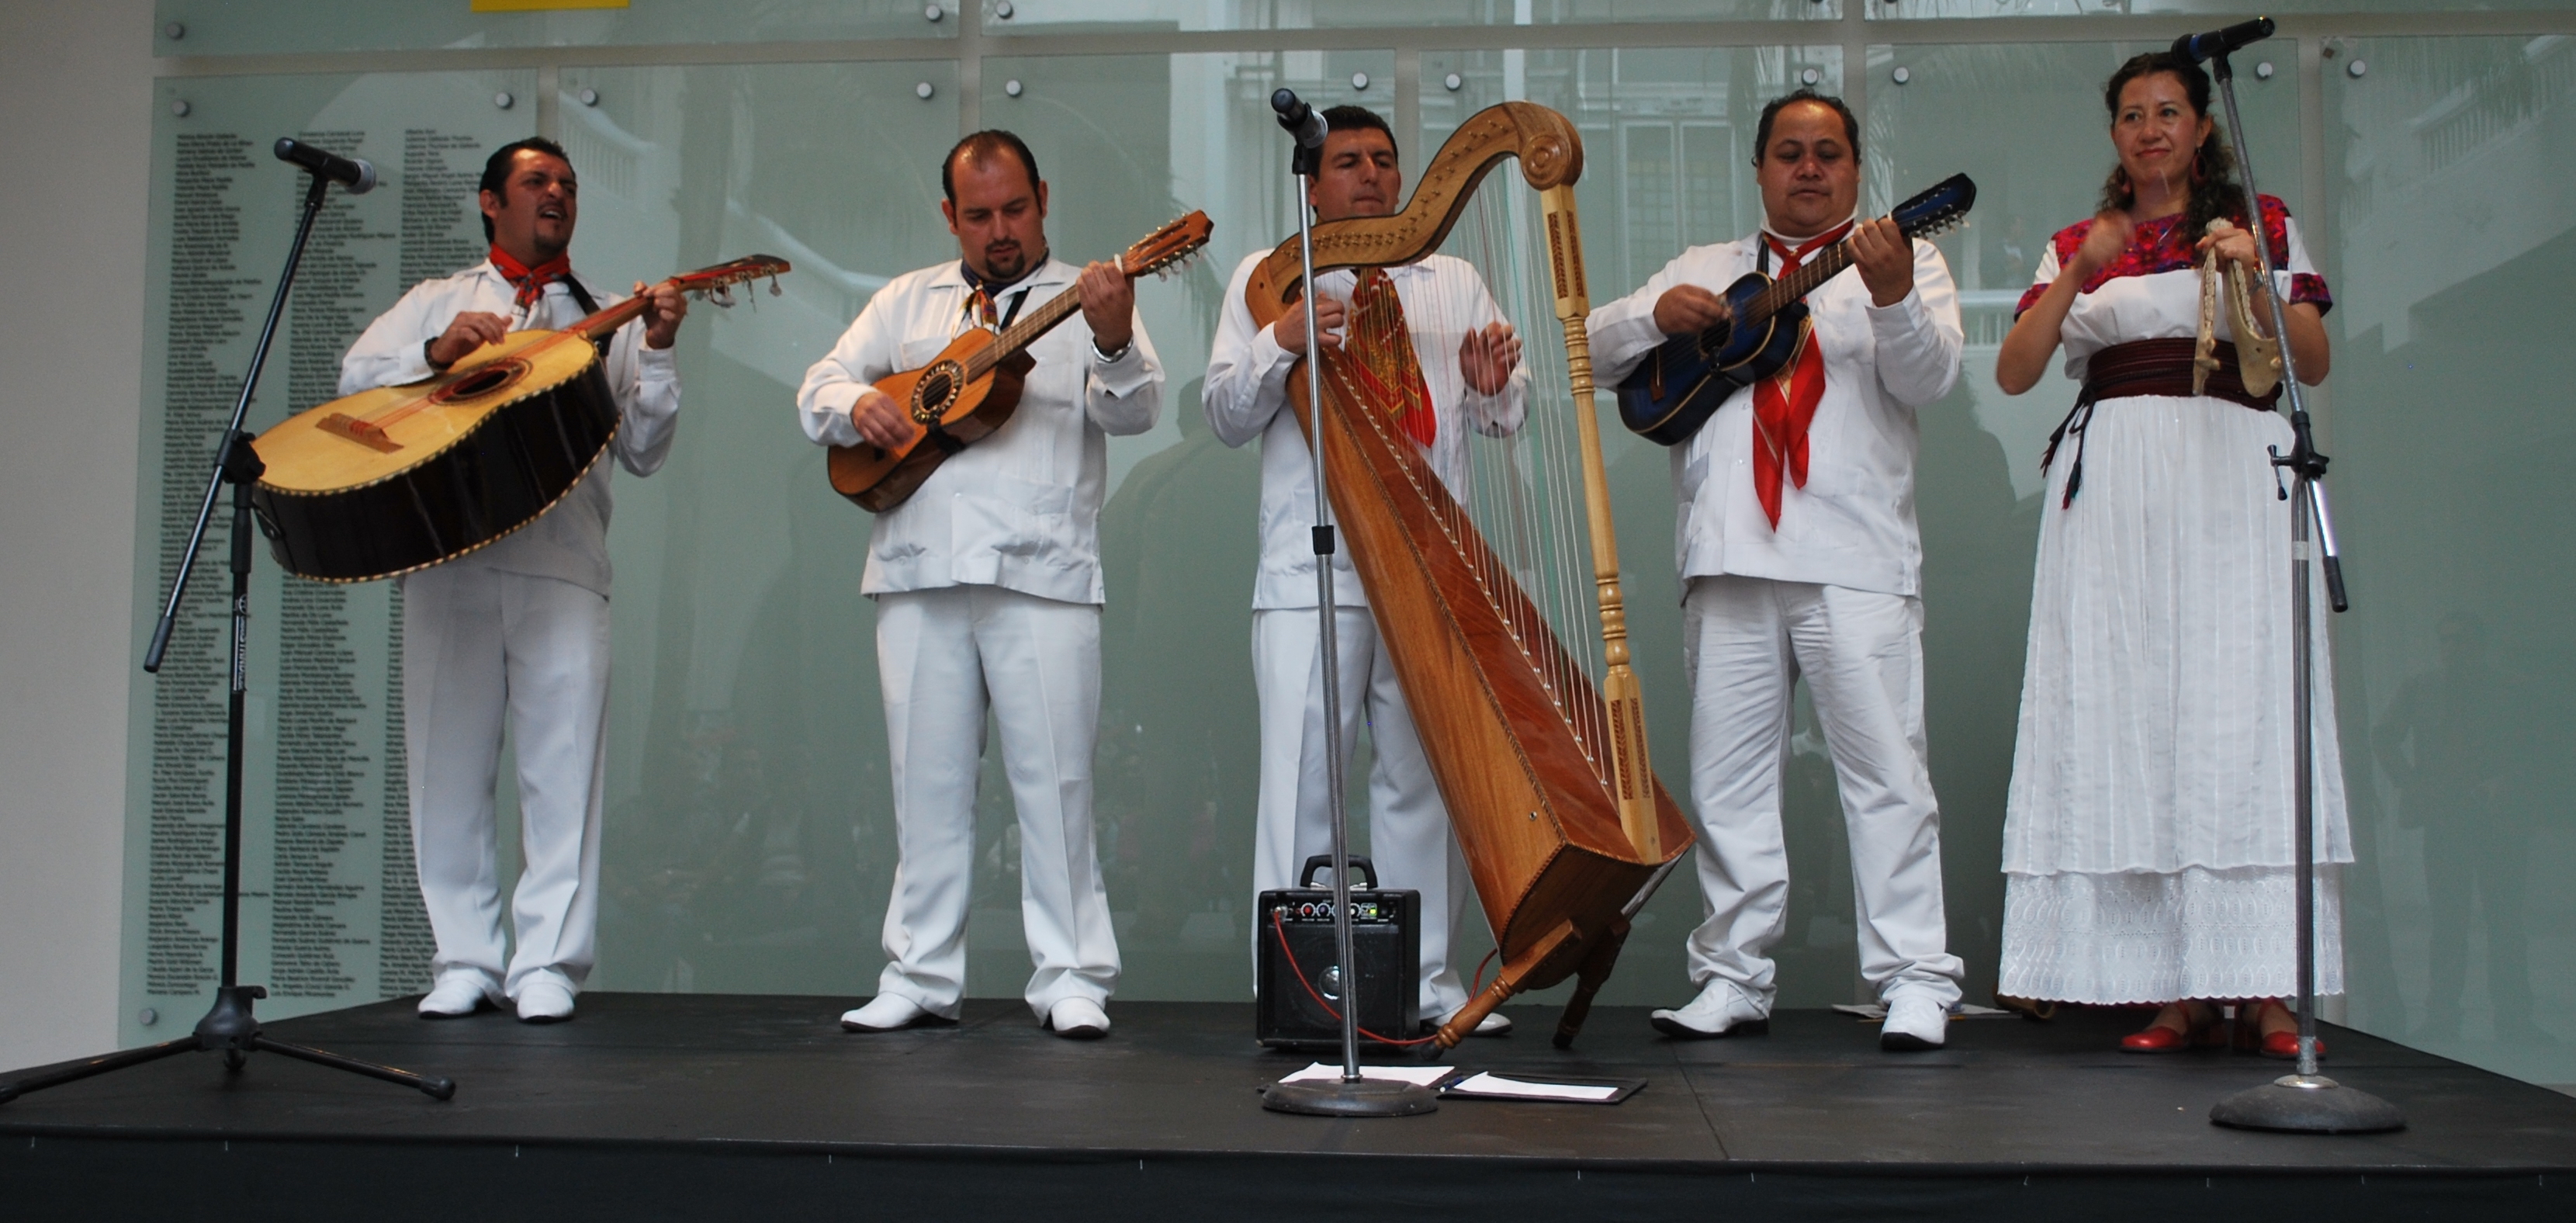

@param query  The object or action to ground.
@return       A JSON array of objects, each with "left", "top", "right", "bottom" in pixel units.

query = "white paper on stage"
[
  {"left": 1830, "top": 1003, "right": 2017, "bottom": 1021},
  {"left": 1276, "top": 1062, "right": 1456, "bottom": 1087},
  {"left": 1446, "top": 1072, "right": 1622, "bottom": 1103}
]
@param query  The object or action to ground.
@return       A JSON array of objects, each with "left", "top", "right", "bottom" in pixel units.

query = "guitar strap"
[{"left": 561, "top": 275, "right": 614, "bottom": 358}]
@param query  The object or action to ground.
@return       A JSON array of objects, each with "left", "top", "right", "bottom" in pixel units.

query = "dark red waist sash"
[
  {"left": 2084, "top": 337, "right": 2283, "bottom": 412},
  {"left": 2044, "top": 338, "right": 2283, "bottom": 508}
]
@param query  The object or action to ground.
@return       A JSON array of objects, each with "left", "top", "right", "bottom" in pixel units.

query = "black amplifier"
[{"left": 1255, "top": 855, "right": 1420, "bottom": 1048}]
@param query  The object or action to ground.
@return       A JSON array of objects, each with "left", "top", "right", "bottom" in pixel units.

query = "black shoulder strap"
[{"left": 563, "top": 275, "right": 613, "bottom": 356}]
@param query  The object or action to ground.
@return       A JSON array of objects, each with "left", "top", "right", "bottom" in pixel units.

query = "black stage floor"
[{"left": 3, "top": 995, "right": 2570, "bottom": 1221}]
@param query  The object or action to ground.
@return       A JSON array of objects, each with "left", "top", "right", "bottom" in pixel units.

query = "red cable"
[{"left": 1269, "top": 907, "right": 1442, "bottom": 1046}]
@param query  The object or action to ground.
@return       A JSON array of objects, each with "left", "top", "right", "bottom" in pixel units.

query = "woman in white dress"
[{"left": 1993, "top": 50, "right": 2343, "bottom": 1057}]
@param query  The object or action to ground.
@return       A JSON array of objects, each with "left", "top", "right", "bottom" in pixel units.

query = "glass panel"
[
  {"left": 1873, "top": 0, "right": 2539, "bottom": 19},
  {"left": 985, "top": 0, "right": 1834, "bottom": 33},
  {"left": 154, "top": 1, "right": 948, "bottom": 57},
  {"left": 2321, "top": 34, "right": 2576, "bottom": 1087},
  {"left": 124, "top": 69, "right": 542, "bottom": 1045},
  {"left": 548, "top": 63, "right": 964, "bottom": 998}
]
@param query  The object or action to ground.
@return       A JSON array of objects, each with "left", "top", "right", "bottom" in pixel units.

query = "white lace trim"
[{"left": 1997, "top": 865, "right": 2343, "bottom": 1004}]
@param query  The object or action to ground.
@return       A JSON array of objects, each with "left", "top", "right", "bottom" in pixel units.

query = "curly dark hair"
[{"left": 2098, "top": 50, "right": 2250, "bottom": 240}]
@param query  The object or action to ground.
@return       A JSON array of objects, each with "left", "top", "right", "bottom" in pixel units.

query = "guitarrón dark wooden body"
[
  {"left": 253, "top": 356, "right": 619, "bottom": 581},
  {"left": 250, "top": 255, "right": 791, "bottom": 583},
  {"left": 1615, "top": 173, "right": 1975, "bottom": 445}
]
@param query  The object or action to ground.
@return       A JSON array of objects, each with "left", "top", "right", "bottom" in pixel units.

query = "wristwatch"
[{"left": 1092, "top": 338, "right": 1133, "bottom": 364}]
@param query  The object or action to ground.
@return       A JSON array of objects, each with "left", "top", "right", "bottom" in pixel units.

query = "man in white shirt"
[
  {"left": 799, "top": 131, "right": 1162, "bottom": 1040},
  {"left": 340, "top": 137, "right": 690, "bottom": 1024},
  {"left": 1587, "top": 90, "right": 1967, "bottom": 1050},
  {"left": 1203, "top": 106, "right": 1528, "bottom": 1035}
]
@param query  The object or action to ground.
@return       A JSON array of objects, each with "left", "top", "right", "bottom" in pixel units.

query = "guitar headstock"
[
  {"left": 671, "top": 254, "right": 794, "bottom": 307},
  {"left": 1117, "top": 211, "right": 1214, "bottom": 281},
  {"left": 1892, "top": 174, "right": 1977, "bottom": 241}
]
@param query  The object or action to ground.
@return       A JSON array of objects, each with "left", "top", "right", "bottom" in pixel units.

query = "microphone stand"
[
  {"left": 2200, "top": 42, "right": 2400, "bottom": 1135},
  {"left": 0, "top": 169, "right": 452, "bottom": 1107},
  {"left": 1262, "top": 105, "right": 1435, "bottom": 1119}
]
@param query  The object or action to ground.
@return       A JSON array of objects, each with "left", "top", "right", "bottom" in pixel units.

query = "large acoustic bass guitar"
[
  {"left": 251, "top": 255, "right": 791, "bottom": 582},
  {"left": 1615, "top": 173, "right": 1974, "bottom": 445},
  {"left": 826, "top": 212, "right": 1210, "bottom": 511}
]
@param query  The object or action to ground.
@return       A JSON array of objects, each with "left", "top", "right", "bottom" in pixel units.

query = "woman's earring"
[{"left": 2190, "top": 149, "right": 2207, "bottom": 185}]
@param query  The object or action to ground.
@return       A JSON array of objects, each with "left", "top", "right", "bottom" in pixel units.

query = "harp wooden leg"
[
  {"left": 1551, "top": 917, "right": 1632, "bottom": 1050},
  {"left": 1432, "top": 920, "right": 1583, "bottom": 1050},
  {"left": 1432, "top": 977, "right": 1521, "bottom": 1052}
]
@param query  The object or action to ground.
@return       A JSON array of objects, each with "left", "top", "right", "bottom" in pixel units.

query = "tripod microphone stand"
[
  {"left": 0, "top": 147, "right": 452, "bottom": 1107},
  {"left": 2173, "top": 19, "right": 2400, "bottom": 1135},
  {"left": 1258, "top": 88, "right": 1437, "bottom": 1119}
]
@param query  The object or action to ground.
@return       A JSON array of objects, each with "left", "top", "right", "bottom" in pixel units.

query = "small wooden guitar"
[
  {"left": 826, "top": 211, "right": 1211, "bottom": 512},
  {"left": 1615, "top": 173, "right": 1975, "bottom": 445},
  {"left": 252, "top": 255, "right": 791, "bottom": 582}
]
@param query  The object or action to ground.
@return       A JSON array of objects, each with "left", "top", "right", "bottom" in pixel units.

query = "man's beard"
[{"left": 981, "top": 242, "right": 1035, "bottom": 282}]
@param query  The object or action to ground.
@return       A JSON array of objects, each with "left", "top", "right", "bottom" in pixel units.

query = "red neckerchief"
[
  {"left": 489, "top": 244, "right": 574, "bottom": 312},
  {"left": 1750, "top": 220, "right": 1853, "bottom": 529}
]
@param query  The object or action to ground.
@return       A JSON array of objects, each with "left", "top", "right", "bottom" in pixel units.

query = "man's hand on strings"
[
  {"left": 1652, "top": 286, "right": 1731, "bottom": 337},
  {"left": 1076, "top": 260, "right": 1135, "bottom": 353},
  {"left": 848, "top": 388, "right": 914, "bottom": 452},
  {"left": 1849, "top": 217, "right": 1916, "bottom": 307},
  {"left": 1459, "top": 321, "right": 1522, "bottom": 396},
  {"left": 1270, "top": 294, "right": 1346, "bottom": 357},
  {"left": 426, "top": 311, "right": 511, "bottom": 370},
  {"left": 637, "top": 280, "right": 690, "bottom": 349}
]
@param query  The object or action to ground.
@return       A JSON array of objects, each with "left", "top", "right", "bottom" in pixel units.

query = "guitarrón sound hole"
[{"left": 435, "top": 361, "right": 527, "bottom": 402}]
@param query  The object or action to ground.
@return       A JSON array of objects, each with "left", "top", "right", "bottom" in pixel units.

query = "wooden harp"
[{"left": 1245, "top": 102, "right": 1692, "bottom": 1049}]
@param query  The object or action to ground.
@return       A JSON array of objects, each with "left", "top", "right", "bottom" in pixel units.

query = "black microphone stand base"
[
  {"left": 2212, "top": 1073, "right": 2405, "bottom": 1135},
  {"left": 1262, "top": 1077, "right": 1440, "bottom": 1117},
  {"left": 0, "top": 986, "right": 457, "bottom": 1106}
]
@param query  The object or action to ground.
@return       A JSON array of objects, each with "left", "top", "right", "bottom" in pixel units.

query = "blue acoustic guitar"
[{"left": 1615, "top": 173, "right": 1975, "bottom": 445}]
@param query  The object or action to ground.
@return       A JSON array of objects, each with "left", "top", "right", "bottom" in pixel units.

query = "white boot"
[
  {"left": 841, "top": 993, "right": 944, "bottom": 1033},
  {"left": 514, "top": 971, "right": 577, "bottom": 1024},
  {"left": 1649, "top": 980, "right": 1768, "bottom": 1039},
  {"left": 1880, "top": 993, "right": 1950, "bottom": 1052},
  {"left": 417, "top": 970, "right": 502, "bottom": 1019},
  {"left": 1045, "top": 997, "right": 1110, "bottom": 1040}
]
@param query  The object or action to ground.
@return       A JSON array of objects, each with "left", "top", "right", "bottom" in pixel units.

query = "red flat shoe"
[
  {"left": 2122, "top": 1023, "right": 2192, "bottom": 1053},
  {"left": 2240, "top": 999, "right": 2325, "bottom": 1061},
  {"left": 2121, "top": 1002, "right": 2221, "bottom": 1053}
]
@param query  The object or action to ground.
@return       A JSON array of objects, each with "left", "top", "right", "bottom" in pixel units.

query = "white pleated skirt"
[{"left": 1999, "top": 393, "right": 2349, "bottom": 1005}]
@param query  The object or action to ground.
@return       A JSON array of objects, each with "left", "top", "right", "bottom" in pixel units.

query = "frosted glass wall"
[{"left": 123, "top": 5, "right": 2576, "bottom": 1088}]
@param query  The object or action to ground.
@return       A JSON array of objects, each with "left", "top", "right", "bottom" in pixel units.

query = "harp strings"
[{"left": 1422, "top": 171, "right": 1613, "bottom": 782}]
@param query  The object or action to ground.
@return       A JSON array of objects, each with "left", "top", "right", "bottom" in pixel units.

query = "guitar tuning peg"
[{"left": 768, "top": 276, "right": 782, "bottom": 296}]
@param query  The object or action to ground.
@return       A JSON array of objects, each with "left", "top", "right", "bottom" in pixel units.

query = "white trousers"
[
  {"left": 1250, "top": 606, "right": 1473, "bottom": 1018},
  {"left": 1680, "top": 575, "right": 1963, "bottom": 1012},
  {"left": 401, "top": 564, "right": 610, "bottom": 1001},
  {"left": 874, "top": 585, "right": 1120, "bottom": 1020}
]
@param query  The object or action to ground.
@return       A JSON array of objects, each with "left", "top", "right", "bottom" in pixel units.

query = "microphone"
[
  {"left": 2172, "top": 16, "right": 2276, "bottom": 64},
  {"left": 1270, "top": 88, "right": 1329, "bottom": 150},
  {"left": 274, "top": 137, "right": 376, "bottom": 194}
]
